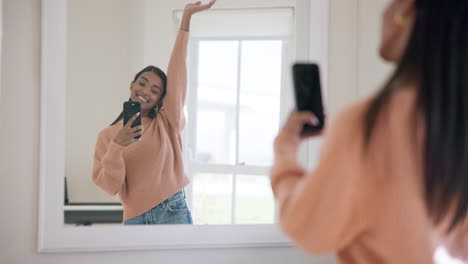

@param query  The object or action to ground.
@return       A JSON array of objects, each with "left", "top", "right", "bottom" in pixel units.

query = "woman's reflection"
[{"left": 91, "top": 0, "right": 216, "bottom": 225}]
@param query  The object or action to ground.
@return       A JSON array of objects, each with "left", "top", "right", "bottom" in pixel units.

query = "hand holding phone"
[
  {"left": 292, "top": 63, "right": 325, "bottom": 134},
  {"left": 113, "top": 102, "right": 143, "bottom": 146},
  {"left": 123, "top": 101, "right": 142, "bottom": 134}
]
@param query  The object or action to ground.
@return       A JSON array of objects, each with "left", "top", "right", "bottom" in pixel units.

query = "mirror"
[
  {"left": 64, "top": 0, "right": 302, "bottom": 226},
  {"left": 40, "top": 0, "right": 329, "bottom": 252}
]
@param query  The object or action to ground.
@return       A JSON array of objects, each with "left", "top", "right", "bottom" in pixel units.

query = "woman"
[
  {"left": 92, "top": 0, "right": 216, "bottom": 225},
  {"left": 271, "top": 0, "right": 468, "bottom": 262}
]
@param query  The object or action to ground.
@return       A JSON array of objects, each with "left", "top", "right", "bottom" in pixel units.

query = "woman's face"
[
  {"left": 130, "top": 71, "right": 164, "bottom": 115},
  {"left": 380, "top": 0, "right": 415, "bottom": 62}
]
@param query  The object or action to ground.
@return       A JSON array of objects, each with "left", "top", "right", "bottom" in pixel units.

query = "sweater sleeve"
[
  {"left": 162, "top": 29, "right": 189, "bottom": 131},
  {"left": 92, "top": 131, "right": 127, "bottom": 196},
  {"left": 270, "top": 104, "right": 374, "bottom": 254}
]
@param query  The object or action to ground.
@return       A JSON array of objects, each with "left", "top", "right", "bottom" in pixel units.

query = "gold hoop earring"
[{"left": 394, "top": 11, "right": 407, "bottom": 26}]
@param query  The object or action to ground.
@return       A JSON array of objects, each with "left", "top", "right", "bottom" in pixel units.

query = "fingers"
[
  {"left": 125, "top": 127, "right": 143, "bottom": 144},
  {"left": 125, "top": 112, "right": 140, "bottom": 128},
  {"left": 131, "top": 126, "right": 143, "bottom": 139},
  {"left": 293, "top": 111, "right": 318, "bottom": 125},
  {"left": 132, "top": 134, "right": 143, "bottom": 140},
  {"left": 197, "top": 0, "right": 215, "bottom": 10},
  {"left": 284, "top": 111, "right": 318, "bottom": 135},
  {"left": 280, "top": 111, "right": 322, "bottom": 137},
  {"left": 114, "top": 123, "right": 144, "bottom": 146},
  {"left": 300, "top": 130, "right": 323, "bottom": 139},
  {"left": 131, "top": 125, "right": 143, "bottom": 133},
  {"left": 207, "top": 0, "right": 216, "bottom": 8},
  {"left": 274, "top": 111, "right": 321, "bottom": 151}
]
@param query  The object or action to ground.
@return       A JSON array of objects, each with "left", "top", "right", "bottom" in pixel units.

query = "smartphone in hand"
[
  {"left": 123, "top": 101, "right": 142, "bottom": 139},
  {"left": 293, "top": 63, "right": 325, "bottom": 134}
]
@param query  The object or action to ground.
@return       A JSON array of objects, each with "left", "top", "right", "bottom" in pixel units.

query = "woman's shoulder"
[
  {"left": 327, "top": 97, "right": 372, "bottom": 133},
  {"left": 334, "top": 86, "right": 417, "bottom": 125},
  {"left": 324, "top": 86, "right": 417, "bottom": 142}
]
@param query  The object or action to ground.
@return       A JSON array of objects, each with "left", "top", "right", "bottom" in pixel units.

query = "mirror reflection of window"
[
  {"left": 235, "top": 175, "right": 275, "bottom": 224},
  {"left": 188, "top": 39, "right": 284, "bottom": 224},
  {"left": 239, "top": 40, "right": 282, "bottom": 166},
  {"left": 195, "top": 40, "right": 239, "bottom": 165}
]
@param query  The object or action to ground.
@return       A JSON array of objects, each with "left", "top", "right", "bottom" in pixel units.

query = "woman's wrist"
[{"left": 180, "top": 13, "right": 192, "bottom": 32}]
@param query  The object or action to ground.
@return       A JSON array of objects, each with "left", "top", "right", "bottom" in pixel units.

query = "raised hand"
[
  {"left": 180, "top": 0, "right": 216, "bottom": 31},
  {"left": 184, "top": 0, "right": 216, "bottom": 16},
  {"left": 113, "top": 113, "right": 143, "bottom": 147}
]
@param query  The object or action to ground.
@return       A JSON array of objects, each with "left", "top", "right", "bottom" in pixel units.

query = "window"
[{"left": 186, "top": 39, "right": 285, "bottom": 224}]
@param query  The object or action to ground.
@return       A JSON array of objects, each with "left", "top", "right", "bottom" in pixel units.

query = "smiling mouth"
[{"left": 137, "top": 95, "right": 148, "bottom": 103}]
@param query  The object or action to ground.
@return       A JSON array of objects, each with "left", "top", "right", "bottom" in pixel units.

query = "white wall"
[
  {"left": 327, "top": 0, "right": 393, "bottom": 115},
  {"left": 327, "top": 0, "right": 358, "bottom": 115},
  {"left": 358, "top": 0, "right": 394, "bottom": 97},
  {"left": 0, "top": 0, "right": 392, "bottom": 263},
  {"left": 66, "top": 0, "right": 146, "bottom": 203}
]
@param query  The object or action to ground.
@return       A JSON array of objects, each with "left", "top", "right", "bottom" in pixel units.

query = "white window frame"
[
  {"left": 185, "top": 37, "right": 288, "bottom": 224},
  {"left": 38, "top": 0, "right": 329, "bottom": 252}
]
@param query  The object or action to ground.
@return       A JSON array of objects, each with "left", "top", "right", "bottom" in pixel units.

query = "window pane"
[
  {"left": 195, "top": 41, "right": 239, "bottom": 164},
  {"left": 192, "top": 173, "right": 233, "bottom": 225},
  {"left": 235, "top": 175, "right": 275, "bottom": 224},
  {"left": 195, "top": 110, "right": 236, "bottom": 164},
  {"left": 238, "top": 40, "right": 283, "bottom": 166}
]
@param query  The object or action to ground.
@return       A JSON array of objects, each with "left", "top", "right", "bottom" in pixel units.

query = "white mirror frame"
[{"left": 38, "top": 0, "right": 329, "bottom": 253}]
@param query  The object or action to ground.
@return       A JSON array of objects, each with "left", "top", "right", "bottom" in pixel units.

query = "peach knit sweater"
[
  {"left": 92, "top": 30, "right": 190, "bottom": 220},
  {"left": 271, "top": 89, "right": 451, "bottom": 263}
]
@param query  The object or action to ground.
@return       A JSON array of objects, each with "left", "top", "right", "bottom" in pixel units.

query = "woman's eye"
[
  {"left": 139, "top": 82, "right": 145, "bottom": 86},
  {"left": 151, "top": 90, "right": 158, "bottom": 95}
]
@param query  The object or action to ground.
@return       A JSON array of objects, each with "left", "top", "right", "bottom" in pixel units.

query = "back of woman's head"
[{"left": 365, "top": 0, "right": 468, "bottom": 232}]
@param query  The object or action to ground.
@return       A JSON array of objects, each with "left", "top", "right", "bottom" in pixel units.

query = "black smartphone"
[
  {"left": 292, "top": 63, "right": 325, "bottom": 134},
  {"left": 123, "top": 101, "right": 142, "bottom": 139}
]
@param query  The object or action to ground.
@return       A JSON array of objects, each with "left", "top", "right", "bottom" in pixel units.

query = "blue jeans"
[{"left": 123, "top": 190, "right": 193, "bottom": 225}]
